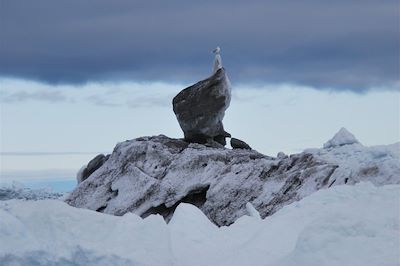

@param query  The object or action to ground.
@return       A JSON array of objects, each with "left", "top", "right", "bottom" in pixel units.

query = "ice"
[
  {"left": 307, "top": 141, "right": 400, "bottom": 186},
  {"left": 245, "top": 202, "right": 261, "bottom": 219},
  {"left": 0, "top": 182, "right": 65, "bottom": 201},
  {"left": 323, "top": 127, "right": 360, "bottom": 149},
  {"left": 1, "top": 182, "right": 398, "bottom": 266}
]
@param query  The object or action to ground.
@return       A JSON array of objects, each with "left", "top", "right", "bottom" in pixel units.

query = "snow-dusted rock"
[
  {"left": 66, "top": 130, "right": 399, "bottom": 226},
  {"left": 77, "top": 154, "right": 110, "bottom": 184},
  {"left": 277, "top": 151, "right": 288, "bottom": 159},
  {"left": 323, "top": 127, "right": 360, "bottom": 148},
  {"left": 172, "top": 68, "right": 231, "bottom": 145},
  {"left": 65, "top": 135, "right": 330, "bottom": 225},
  {"left": 230, "top": 137, "right": 251, "bottom": 150}
]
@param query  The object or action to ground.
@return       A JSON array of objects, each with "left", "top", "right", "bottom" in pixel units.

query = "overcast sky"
[
  {"left": 0, "top": 1, "right": 399, "bottom": 181},
  {"left": 1, "top": 0, "right": 399, "bottom": 91}
]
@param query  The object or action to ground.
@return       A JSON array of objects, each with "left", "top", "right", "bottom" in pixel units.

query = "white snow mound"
[
  {"left": 245, "top": 202, "right": 261, "bottom": 219},
  {"left": 1, "top": 182, "right": 398, "bottom": 266},
  {"left": 323, "top": 127, "right": 360, "bottom": 148}
]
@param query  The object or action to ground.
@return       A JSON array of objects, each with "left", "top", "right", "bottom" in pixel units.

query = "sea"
[{"left": 0, "top": 178, "right": 77, "bottom": 200}]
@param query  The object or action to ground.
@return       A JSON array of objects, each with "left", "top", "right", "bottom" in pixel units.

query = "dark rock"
[
  {"left": 213, "top": 131, "right": 231, "bottom": 146},
  {"left": 172, "top": 68, "right": 231, "bottom": 146},
  {"left": 231, "top": 138, "right": 251, "bottom": 150},
  {"left": 78, "top": 154, "right": 109, "bottom": 183},
  {"left": 277, "top": 152, "right": 288, "bottom": 159}
]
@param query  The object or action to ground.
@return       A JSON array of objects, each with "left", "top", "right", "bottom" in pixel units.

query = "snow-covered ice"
[
  {"left": 245, "top": 202, "right": 261, "bottom": 219},
  {"left": 307, "top": 141, "right": 400, "bottom": 187},
  {"left": 0, "top": 181, "right": 65, "bottom": 201},
  {"left": 1, "top": 182, "right": 399, "bottom": 266},
  {"left": 323, "top": 127, "right": 360, "bottom": 149}
]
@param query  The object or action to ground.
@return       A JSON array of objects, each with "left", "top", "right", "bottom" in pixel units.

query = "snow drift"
[{"left": 1, "top": 183, "right": 399, "bottom": 266}]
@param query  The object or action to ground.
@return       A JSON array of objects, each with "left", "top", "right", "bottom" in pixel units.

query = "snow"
[
  {"left": 323, "top": 127, "right": 360, "bottom": 149},
  {"left": 307, "top": 141, "right": 400, "bottom": 187},
  {"left": 0, "top": 181, "right": 65, "bottom": 201},
  {"left": 1, "top": 182, "right": 398, "bottom": 266},
  {"left": 76, "top": 164, "right": 86, "bottom": 184},
  {"left": 245, "top": 202, "right": 261, "bottom": 219}
]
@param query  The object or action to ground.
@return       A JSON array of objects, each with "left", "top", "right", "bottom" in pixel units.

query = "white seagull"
[
  {"left": 212, "top": 46, "right": 222, "bottom": 74},
  {"left": 212, "top": 46, "right": 221, "bottom": 54}
]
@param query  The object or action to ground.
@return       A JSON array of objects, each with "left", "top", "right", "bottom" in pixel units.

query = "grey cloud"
[
  {"left": 85, "top": 95, "right": 120, "bottom": 107},
  {"left": 126, "top": 94, "right": 176, "bottom": 108},
  {"left": 0, "top": 90, "right": 67, "bottom": 103},
  {"left": 0, "top": 0, "right": 398, "bottom": 91},
  {"left": 84, "top": 90, "right": 176, "bottom": 108}
]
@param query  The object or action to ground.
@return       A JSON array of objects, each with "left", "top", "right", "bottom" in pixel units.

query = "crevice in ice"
[{"left": 96, "top": 205, "right": 107, "bottom": 212}]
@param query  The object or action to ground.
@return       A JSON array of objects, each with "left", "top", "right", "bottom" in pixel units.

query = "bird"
[
  {"left": 212, "top": 46, "right": 221, "bottom": 54},
  {"left": 212, "top": 46, "right": 222, "bottom": 74}
]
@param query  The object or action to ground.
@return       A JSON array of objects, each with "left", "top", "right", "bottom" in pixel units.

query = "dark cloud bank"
[{"left": 1, "top": 0, "right": 399, "bottom": 92}]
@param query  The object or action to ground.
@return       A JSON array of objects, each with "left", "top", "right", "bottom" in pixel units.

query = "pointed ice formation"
[
  {"left": 245, "top": 203, "right": 261, "bottom": 219},
  {"left": 169, "top": 203, "right": 217, "bottom": 231},
  {"left": 323, "top": 127, "right": 360, "bottom": 149}
]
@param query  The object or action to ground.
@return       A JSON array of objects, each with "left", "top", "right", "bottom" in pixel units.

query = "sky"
[{"left": 0, "top": 1, "right": 399, "bottom": 181}]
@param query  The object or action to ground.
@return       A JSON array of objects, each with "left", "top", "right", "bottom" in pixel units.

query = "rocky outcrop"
[
  {"left": 66, "top": 128, "right": 400, "bottom": 226},
  {"left": 172, "top": 68, "right": 231, "bottom": 146},
  {"left": 66, "top": 135, "right": 340, "bottom": 226}
]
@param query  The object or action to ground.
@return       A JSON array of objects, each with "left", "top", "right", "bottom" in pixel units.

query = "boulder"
[
  {"left": 77, "top": 154, "right": 110, "bottom": 183},
  {"left": 66, "top": 131, "right": 400, "bottom": 226},
  {"left": 172, "top": 68, "right": 231, "bottom": 145},
  {"left": 66, "top": 135, "right": 340, "bottom": 226},
  {"left": 277, "top": 152, "right": 288, "bottom": 159},
  {"left": 230, "top": 138, "right": 251, "bottom": 150}
]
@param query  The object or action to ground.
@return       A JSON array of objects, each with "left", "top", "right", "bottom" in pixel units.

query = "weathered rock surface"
[
  {"left": 77, "top": 154, "right": 110, "bottom": 183},
  {"left": 172, "top": 68, "right": 231, "bottom": 145},
  {"left": 65, "top": 131, "right": 399, "bottom": 226},
  {"left": 230, "top": 138, "right": 251, "bottom": 150}
]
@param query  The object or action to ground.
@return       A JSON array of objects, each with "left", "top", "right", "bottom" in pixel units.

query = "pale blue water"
[
  {"left": 1, "top": 179, "right": 76, "bottom": 193},
  {"left": 23, "top": 179, "right": 77, "bottom": 192}
]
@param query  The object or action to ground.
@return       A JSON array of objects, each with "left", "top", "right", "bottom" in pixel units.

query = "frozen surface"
[
  {"left": 1, "top": 183, "right": 399, "bottom": 266},
  {"left": 0, "top": 181, "right": 65, "bottom": 201},
  {"left": 323, "top": 127, "right": 360, "bottom": 148},
  {"left": 307, "top": 141, "right": 400, "bottom": 187}
]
